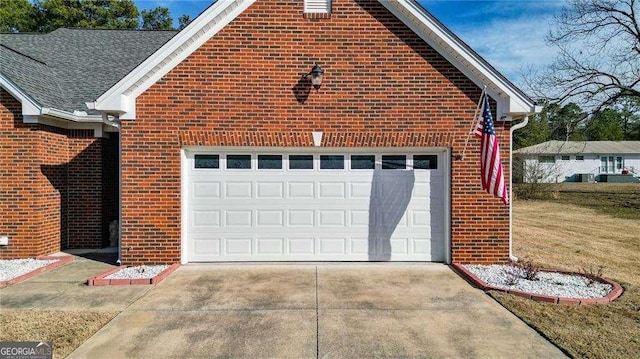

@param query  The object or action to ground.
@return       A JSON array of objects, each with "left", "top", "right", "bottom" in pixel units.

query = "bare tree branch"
[{"left": 528, "top": 0, "right": 640, "bottom": 112}]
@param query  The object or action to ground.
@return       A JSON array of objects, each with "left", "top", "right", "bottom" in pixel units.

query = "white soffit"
[{"left": 93, "top": 0, "right": 535, "bottom": 119}]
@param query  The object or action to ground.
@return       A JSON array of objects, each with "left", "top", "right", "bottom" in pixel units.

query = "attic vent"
[{"left": 304, "top": 0, "right": 331, "bottom": 14}]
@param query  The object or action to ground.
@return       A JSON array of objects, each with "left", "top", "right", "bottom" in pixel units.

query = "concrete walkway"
[{"left": 1, "top": 259, "right": 566, "bottom": 358}]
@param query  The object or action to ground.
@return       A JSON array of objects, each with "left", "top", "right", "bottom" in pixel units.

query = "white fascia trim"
[
  {"left": 381, "top": 0, "right": 536, "bottom": 116},
  {"left": 93, "top": 0, "right": 257, "bottom": 119},
  {"left": 181, "top": 149, "right": 189, "bottom": 264},
  {"left": 0, "top": 74, "right": 41, "bottom": 116},
  {"left": 2, "top": 75, "right": 108, "bottom": 136},
  {"left": 40, "top": 107, "right": 103, "bottom": 123}
]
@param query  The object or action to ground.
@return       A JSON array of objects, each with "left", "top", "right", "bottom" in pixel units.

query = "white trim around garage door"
[{"left": 181, "top": 147, "right": 451, "bottom": 264}]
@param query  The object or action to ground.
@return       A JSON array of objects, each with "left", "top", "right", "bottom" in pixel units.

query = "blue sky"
[{"left": 134, "top": 0, "right": 566, "bottom": 85}]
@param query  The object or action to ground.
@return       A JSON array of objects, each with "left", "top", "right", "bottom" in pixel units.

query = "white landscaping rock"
[
  {"left": 464, "top": 264, "right": 612, "bottom": 299},
  {"left": 104, "top": 265, "right": 169, "bottom": 280},
  {"left": 0, "top": 259, "right": 57, "bottom": 282}
]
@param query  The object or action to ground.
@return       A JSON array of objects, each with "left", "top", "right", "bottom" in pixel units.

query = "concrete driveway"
[
  {"left": 67, "top": 263, "right": 564, "bottom": 358},
  {"left": 1, "top": 259, "right": 566, "bottom": 358}
]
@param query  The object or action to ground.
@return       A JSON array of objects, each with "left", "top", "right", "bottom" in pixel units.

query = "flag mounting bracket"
[{"left": 455, "top": 85, "right": 487, "bottom": 161}]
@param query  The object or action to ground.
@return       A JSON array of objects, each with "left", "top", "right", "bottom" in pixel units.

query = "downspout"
[{"left": 509, "top": 115, "right": 529, "bottom": 262}]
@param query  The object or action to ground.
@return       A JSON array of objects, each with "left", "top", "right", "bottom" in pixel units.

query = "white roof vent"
[{"left": 305, "top": 0, "right": 331, "bottom": 14}]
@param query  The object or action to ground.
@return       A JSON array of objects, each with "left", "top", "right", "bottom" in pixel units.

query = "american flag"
[{"left": 474, "top": 93, "right": 509, "bottom": 204}]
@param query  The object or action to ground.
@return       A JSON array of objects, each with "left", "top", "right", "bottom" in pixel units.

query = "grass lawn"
[
  {"left": 495, "top": 184, "right": 640, "bottom": 358},
  {"left": 0, "top": 310, "right": 117, "bottom": 358}
]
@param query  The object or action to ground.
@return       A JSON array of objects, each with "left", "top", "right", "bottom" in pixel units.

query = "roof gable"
[{"left": 93, "top": 0, "right": 537, "bottom": 120}]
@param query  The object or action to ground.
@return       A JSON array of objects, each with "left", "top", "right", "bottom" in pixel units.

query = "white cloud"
[{"left": 453, "top": 13, "right": 558, "bottom": 86}]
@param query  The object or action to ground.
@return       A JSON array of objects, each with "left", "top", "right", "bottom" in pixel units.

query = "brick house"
[{"left": 1, "top": 0, "right": 537, "bottom": 265}]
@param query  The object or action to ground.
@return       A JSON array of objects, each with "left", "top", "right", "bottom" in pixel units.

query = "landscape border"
[{"left": 451, "top": 263, "right": 624, "bottom": 304}]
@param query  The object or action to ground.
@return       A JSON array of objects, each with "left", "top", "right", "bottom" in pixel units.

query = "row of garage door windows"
[{"left": 194, "top": 154, "right": 438, "bottom": 170}]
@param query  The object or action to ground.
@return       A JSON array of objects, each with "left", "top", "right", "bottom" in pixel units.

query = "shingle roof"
[
  {"left": 514, "top": 141, "right": 640, "bottom": 155},
  {"left": 0, "top": 28, "right": 177, "bottom": 115}
]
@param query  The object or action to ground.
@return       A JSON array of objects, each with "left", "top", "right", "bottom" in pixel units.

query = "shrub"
[
  {"left": 512, "top": 257, "right": 540, "bottom": 281},
  {"left": 503, "top": 262, "right": 521, "bottom": 286},
  {"left": 580, "top": 265, "right": 605, "bottom": 286}
]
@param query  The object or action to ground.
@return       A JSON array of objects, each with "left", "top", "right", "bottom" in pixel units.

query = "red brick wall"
[
  {"left": 125, "top": 0, "right": 511, "bottom": 264},
  {"left": 0, "top": 89, "right": 106, "bottom": 258},
  {"left": 67, "top": 131, "right": 105, "bottom": 248}
]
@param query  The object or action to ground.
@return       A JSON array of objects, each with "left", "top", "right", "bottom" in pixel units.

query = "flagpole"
[{"left": 455, "top": 85, "right": 486, "bottom": 160}]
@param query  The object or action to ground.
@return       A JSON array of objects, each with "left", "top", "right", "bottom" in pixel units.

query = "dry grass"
[
  {"left": 492, "top": 200, "right": 640, "bottom": 358},
  {"left": 0, "top": 310, "right": 118, "bottom": 358},
  {"left": 515, "top": 183, "right": 640, "bottom": 219},
  {"left": 551, "top": 183, "right": 640, "bottom": 194}
]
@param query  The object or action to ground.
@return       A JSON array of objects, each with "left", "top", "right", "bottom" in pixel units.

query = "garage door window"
[
  {"left": 351, "top": 155, "right": 375, "bottom": 170},
  {"left": 227, "top": 155, "right": 251, "bottom": 169},
  {"left": 382, "top": 155, "right": 406, "bottom": 169},
  {"left": 414, "top": 155, "right": 438, "bottom": 170},
  {"left": 258, "top": 155, "right": 283, "bottom": 169},
  {"left": 289, "top": 155, "right": 314, "bottom": 170},
  {"left": 194, "top": 155, "right": 219, "bottom": 169},
  {"left": 320, "top": 155, "right": 344, "bottom": 169}
]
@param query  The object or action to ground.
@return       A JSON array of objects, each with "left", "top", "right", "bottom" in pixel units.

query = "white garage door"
[{"left": 183, "top": 149, "right": 448, "bottom": 262}]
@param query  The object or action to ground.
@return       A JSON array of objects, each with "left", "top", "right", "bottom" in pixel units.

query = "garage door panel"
[
  {"left": 388, "top": 238, "right": 408, "bottom": 255},
  {"left": 319, "top": 237, "right": 347, "bottom": 255},
  {"left": 287, "top": 210, "right": 315, "bottom": 226},
  {"left": 225, "top": 238, "right": 253, "bottom": 255},
  {"left": 256, "top": 182, "right": 284, "bottom": 198},
  {"left": 190, "top": 236, "right": 222, "bottom": 259},
  {"left": 318, "top": 210, "right": 346, "bottom": 226},
  {"left": 288, "top": 182, "right": 315, "bottom": 198},
  {"left": 185, "top": 151, "right": 447, "bottom": 262},
  {"left": 256, "top": 210, "right": 284, "bottom": 226},
  {"left": 192, "top": 210, "right": 221, "bottom": 227},
  {"left": 350, "top": 238, "right": 369, "bottom": 254},
  {"left": 411, "top": 210, "right": 431, "bottom": 226},
  {"left": 225, "top": 211, "right": 252, "bottom": 226},
  {"left": 349, "top": 210, "right": 368, "bottom": 226},
  {"left": 412, "top": 238, "right": 432, "bottom": 255},
  {"left": 225, "top": 182, "right": 253, "bottom": 198},
  {"left": 288, "top": 238, "right": 315, "bottom": 255},
  {"left": 318, "top": 182, "right": 346, "bottom": 198},
  {"left": 193, "top": 181, "right": 221, "bottom": 199},
  {"left": 349, "top": 182, "right": 372, "bottom": 198},
  {"left": 256, "top": 238, "right": 284, "bottom": 255}
]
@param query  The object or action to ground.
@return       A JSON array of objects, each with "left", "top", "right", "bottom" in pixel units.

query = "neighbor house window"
[
  {"left": 539, "top": 156, "right": 555, "bottom": 164},
  {"left": 616, "top": 156, "right": 623, "bottom": 170},
  {"left": 576, "top": 155, "right": 584, "bottom": 161},
  {"left": 561, "top": 155, "right": 570, "bottom": 161}
]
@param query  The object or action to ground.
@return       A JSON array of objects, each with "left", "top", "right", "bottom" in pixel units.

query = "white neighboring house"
[{"left": 514, "top": 141, "right": 640, "bottom": 183}]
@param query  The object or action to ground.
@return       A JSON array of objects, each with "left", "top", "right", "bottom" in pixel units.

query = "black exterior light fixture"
[{"left": 303, "top": 63, "right": 325, "bottom": 90}]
